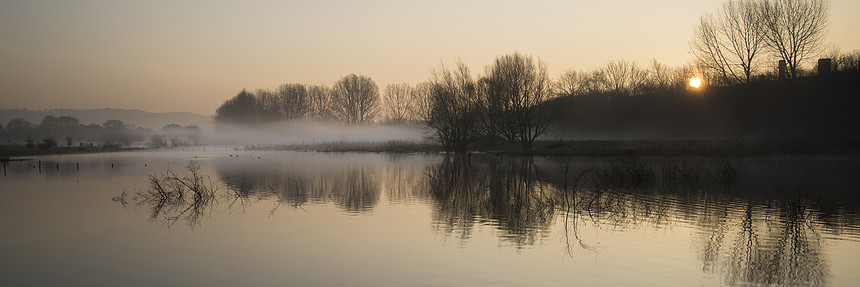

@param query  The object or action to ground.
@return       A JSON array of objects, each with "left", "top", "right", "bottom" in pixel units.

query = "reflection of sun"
[{"left": 689, "top": 78, "right": 702, "bottom": 88}]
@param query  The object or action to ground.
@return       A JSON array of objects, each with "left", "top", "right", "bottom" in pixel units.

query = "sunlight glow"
[{"left": 689, "top": 78, "right": 702, "bottom": 88}]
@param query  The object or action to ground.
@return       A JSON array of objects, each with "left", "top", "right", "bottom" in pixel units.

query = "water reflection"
[
  {"left": 694, "top": 188, "right": 830, "bottom": 286},
  {"left": 213, "top": 156, "right": 403, "bottom": 214},
  {"left": 114, "top": 153, "right": 860, "bottom": 286},
  {"left": 420, "top": 155, "right": 859, "bottom": 286},
  {"left": 114, "top": 161, "right": 217, "bottom": 228},
  {"left": 423, "top": 155, "right": 555, "bottom": 246}
]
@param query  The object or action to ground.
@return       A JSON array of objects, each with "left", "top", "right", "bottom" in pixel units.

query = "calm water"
[{"left": 2, "top": 149, "right": 860, "bottom": 286}]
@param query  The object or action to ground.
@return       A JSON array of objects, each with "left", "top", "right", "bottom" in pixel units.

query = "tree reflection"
[
  {"left": 213, "top": 162, "right": 382, "bottom": 214},
  {"left": 423, "top": 155, "right": 556, "bottom": 247},
  {"left": 114, "top": 154, "right": 858, "bottom": 286},
  {"left": 422, "top": 155, "right": 847, "bottom": 286},
  {"left": 328, "top": 168, "right": 379, "bottom": 213},
  {"left": 695, "top": 187, "right": 830, "bottom": 286}
]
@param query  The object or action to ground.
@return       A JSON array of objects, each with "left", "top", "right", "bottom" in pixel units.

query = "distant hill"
[{"left": 0, "top": 108, "right": 213, "bottom": 131}]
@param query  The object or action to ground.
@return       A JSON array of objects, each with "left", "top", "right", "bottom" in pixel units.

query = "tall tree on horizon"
[
  {"left": 759, "top": 0, "right": 830, "bottom": 79},
  {"left": 692, "top": 0, "right": 767, "bottom": 84},
  {"left": 480, "top": 52, "right": 557, "bottom": 152},
  {"left": 330, "top": 74, "right": 380, "bottom": 125},
  {"left": 214, "top": 90, "right": 260, "bottom": 124},
  {"left": 427, "top": 61, "right": 483, "bottom": 153}
]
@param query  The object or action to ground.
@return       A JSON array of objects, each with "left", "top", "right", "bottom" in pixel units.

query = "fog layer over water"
[
  {"left": 205, "top": 121, "right": 427, "bottom": 146},
  {"left": 2, "top": 150, "right": 859, "bottom": 286}
]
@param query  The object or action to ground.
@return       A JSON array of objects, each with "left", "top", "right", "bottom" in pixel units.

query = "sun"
[{"left": 689, "top": 78, "right": 702, "bottom": 88}]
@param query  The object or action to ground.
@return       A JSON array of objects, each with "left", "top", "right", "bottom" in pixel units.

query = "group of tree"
[
  {"left": 0, "top": 116, "right": 150, "bottom": 148},
  {"left": 426, "top": 53, "right": 558, "bottom": 152},
  {"left": 215, "top": 74, "right": 436, "bottom": 126},
  {"left": 210, "top": 0, "right": 858, "bottom": 152},
  {"left": 554, "top": 59, "right": 699, "bottom": 98},
  {"left": 147, "top": 124, "right": 202, "bottom": 148},
  {"left": 213, "top": 53, "right": 560, "bottom": 153},
  {"left": 0, "top": 115, "right": 205, "bottom": 149},
  {"left": 218, "top": 74, "right": 387, "bottom": 125},
  {"left": 690, "top": 0, "right": 848, "bottom": 85}
]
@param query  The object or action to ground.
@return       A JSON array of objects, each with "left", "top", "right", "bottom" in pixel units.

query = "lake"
[{"left": 2, "top": 149, "right": 860, "bottom": 286}]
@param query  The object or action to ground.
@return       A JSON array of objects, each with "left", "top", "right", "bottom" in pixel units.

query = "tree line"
[
  {"left": 212, "top": 0, "right": 857, "bottom": 152},
  {"left": 214, "top": 74, "right": 434, "bottom": 126},
  {"left": 214, "top": 53, "right": 560, "bottom": 152},
  {"left": 0, "top": 116, "right": 202, "bottom": 149},
  {"left": 690, "top": 0, "right": 857, "bottom": 84},
  {"left": 0, "top": 116, "right": 145, "bottom": 148}
]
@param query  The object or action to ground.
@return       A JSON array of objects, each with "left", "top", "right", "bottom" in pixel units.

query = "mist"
[{"left": 203, "top": 121, "right": 427, "bottom": 147}]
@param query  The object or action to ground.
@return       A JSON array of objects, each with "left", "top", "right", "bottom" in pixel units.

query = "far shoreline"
[{"left": 4, "top": 138, "right": 858, "bottom": 159}]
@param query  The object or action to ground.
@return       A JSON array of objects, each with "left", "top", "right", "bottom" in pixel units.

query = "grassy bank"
[
  {"left": 248, "top": 138, "right": 860, "bottom": 157},
  {"left": 247, "top": 139, "right": 442, "bottom": 153},
  {"left": 529, "top": 138, "right": 860, "bottom": 156},
  {"left": 5, "top": 138, "right": 857, "bottom": 158},
  {"left": 0, "top": 145, "right": 145, "bottom": 159}
]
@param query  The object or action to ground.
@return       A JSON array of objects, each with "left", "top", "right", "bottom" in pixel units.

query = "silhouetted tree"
[
  {"left": 692, "top": 0, "right": 766, "bottom": 84},
  {"left": 412, "top": 82, "right": 434, "bottom": 122},
  {"left": 38, "top": 115, "right": 60, "bottom": 131},
  {"left": 427, "top": 62, "right": 483, "bottom": 152},
  {"left": 307, "top": 84, "right": 333, "bottom": 121},
  {"left": 481, "top": 52, "right": 558, "bottom": 151},
  {"left": 103, "top": 119, "right": 126, "bottom": 130},
  {"left": 330, "top": 74, "right": 379, "bottom": 124},
  {"left": 6, "top": 118, "right": 35, "bottom": 141},
  {"left": 645, "top": 58, "right": 674, "bottom": 91},
  {"left": 215, "top": 90, "right": 259, "bottom": 124},
  {"left": 602, "top": 59, "right": 649, "bottom": 96},
  {"left": 39, "top": 137, "right": 57, "bottom": 149},
  {"left": 824, "top": 48, "right": 860, "bottom": 72},
  {"left": 276, "top": 83, "right": 309, "bottom": 120},
  {"left": 102, "top": 119, "right": 135, "bottom": 145},
  {"left": 254, "top": 89, "right": 282, "bottom": 122},
  {"left": 759, "top": 0, "right": 830, "bottom": 79},
  {"left": 555, "top": 69, "right": 586, "bottom": 97},
  {"left": 382, "top": 83, "right": 414, "bottom": 123}
]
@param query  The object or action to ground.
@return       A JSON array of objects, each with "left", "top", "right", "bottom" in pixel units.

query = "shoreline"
[
  {"left": 0, "top": 146, "right": 146, "bottom": 159},
  {"left": 246, "top": 138, "right": 860, "bottom": 157},
  {"left": 4, "top": 138, "right": 858, "bottom": 159}
]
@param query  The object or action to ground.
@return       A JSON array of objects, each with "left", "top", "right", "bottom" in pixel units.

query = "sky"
[{"left": 1, "top": 0, "right": 858, "bottom": 115}]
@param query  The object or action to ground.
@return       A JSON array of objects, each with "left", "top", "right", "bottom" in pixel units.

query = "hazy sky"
[{"left": 2, "top": 0, "right": 858, "bottom": 115}]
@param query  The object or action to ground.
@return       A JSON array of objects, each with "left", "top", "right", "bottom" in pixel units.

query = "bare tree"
[
  {"left": 602, "top": 59, "right": 649, "bottom": 96},
  {"left": 692, "top": 0, "right": 766, "bottom": 84},
  {"left": 834, "top": 50, "right": 860, "bottom": 71},
  {"left": 331, "top": 74, "right": 380, "bottom": 124},
  {"left": 382, "top": 83, "right": 414, "bottom": 123},
  {"left": 254, "top": 89, "right": 282, "bottom": 122},
  {"left": 555, "top": 69, "right": 586, "bottom": 97},
  {"left": 646, "top": 58, "right": 673, "bottom": 90},
  {"left": 581, "top": 69, "right": 609, "bottom": 95},
  {"left": 276, "top": 83, "right": 309, "bottom": 121},
  {"left": 307, "top": 84, "right": 333, "bottom": 122},
  {"left": 481, "top": 52, "right": 557, "bottom": 152},
  {"left": 427, "top": 61, "right": 483, "bottom": 153},
  {"left": 411, "top": 82, "right": 434, "bottom": 122},
  {"left": 759, "top": 0, "right": 830, "bottom": 79}
]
